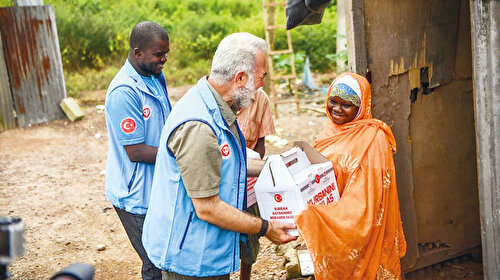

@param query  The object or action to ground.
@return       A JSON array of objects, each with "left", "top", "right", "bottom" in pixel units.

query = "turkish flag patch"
[{"left": 121, "top": 117, "right": 136, "bottom": 134}]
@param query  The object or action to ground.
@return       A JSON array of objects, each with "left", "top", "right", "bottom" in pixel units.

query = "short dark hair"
[{"left": 129, "top": 21, "right": 169, "bottom": 51}]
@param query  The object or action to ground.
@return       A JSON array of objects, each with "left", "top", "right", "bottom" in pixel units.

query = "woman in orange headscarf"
[{"left": 295, "top": 73, "right": 407, "bottom": 279}]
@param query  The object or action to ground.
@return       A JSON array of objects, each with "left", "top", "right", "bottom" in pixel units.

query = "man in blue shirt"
[{"left": 104, "top": 21, "right": 171, "bottom": 280}]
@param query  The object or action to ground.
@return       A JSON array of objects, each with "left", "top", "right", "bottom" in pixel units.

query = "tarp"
[{"left": 286, "top": 0, "right": 332, "bottom": 30}]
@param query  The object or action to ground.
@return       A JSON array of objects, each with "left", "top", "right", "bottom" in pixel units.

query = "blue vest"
[
  {"left": 143, "top": 77, "right": 247, "bottom": 277},
  {"left": 105, "top": 60, "right": 172, "bottom": 215}
]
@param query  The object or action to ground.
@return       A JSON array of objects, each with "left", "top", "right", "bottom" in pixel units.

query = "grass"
[{"left": 64, "top": 65, "right": 120, "bottom": 98}]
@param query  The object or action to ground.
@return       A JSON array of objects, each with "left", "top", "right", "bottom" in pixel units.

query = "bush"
[
  {"left": 39, "top": 0, "right": 339, "bottom": 94},
  {"left": 64, "top": 65, "right": 120, "bottom": 98}
]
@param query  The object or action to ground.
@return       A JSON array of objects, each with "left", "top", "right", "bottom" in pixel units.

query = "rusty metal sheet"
[
  {"left": 0, "top": 31, "right": 16, "bottom": 131},
  {"left": 0, "top": 5, "right": 66, "bottom": 127}
]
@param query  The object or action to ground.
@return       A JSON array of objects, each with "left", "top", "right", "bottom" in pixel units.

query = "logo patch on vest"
[
  {"left": 143, "top": 105, "right": 152, "bottom": 120},
  {"left": 121, "top": 117, "right": 136, "bottom": 134},
  {"left": 220, "top": 142, "right": 231, "bottom": 159}
]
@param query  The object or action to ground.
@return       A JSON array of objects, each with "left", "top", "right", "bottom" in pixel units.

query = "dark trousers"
[{"left": 114, "top": 206, "right": 162, "bottom": 280}]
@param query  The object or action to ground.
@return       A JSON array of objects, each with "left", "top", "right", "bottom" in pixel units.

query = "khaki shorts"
[{"left": 240, "top": 203, "right": 261, "bottom": 264}]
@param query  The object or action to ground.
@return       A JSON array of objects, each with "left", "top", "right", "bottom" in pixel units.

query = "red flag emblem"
[
  {"left": 143, "top": 105, "right": 151, "bottom": 119},
  {"left": 121, "top": 118, "right": 136, "bottom": 134}
]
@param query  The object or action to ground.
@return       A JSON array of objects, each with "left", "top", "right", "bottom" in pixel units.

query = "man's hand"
[
  {"left": 265, "top": 221, "right": 298, "bottom": 244},
  {"left": 192, "top": 195, "right": 297, "bottom": 245}
]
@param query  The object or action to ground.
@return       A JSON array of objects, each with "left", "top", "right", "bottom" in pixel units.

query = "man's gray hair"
[{"left": 210, "top": 33, "right": 267, "bottom": 84}]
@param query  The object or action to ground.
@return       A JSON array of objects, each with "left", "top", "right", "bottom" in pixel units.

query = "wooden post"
[
  {"left": 336, "top": 0, "right": 347, "bottom": 71},
  {"left": 470, "top": 0, "right": 500, "bottom": 278},
  {"left": 345, "top": 0, "right": 367, "bottom": 76}
]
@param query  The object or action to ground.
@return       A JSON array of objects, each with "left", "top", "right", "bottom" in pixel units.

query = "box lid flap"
[{"left": 294, "top": 141, "right": 329, "bottom": 164}]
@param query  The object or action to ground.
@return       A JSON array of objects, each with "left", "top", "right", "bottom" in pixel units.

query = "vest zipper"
[{"left": 179, "top": 211, "right": 194, "bottom": 250}]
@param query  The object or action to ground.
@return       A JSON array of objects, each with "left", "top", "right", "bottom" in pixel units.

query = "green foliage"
[
  {"left": 288, "top": 4, "right": 339, "bottom": 72},
  {"left": 273, "top": 52, "right": 306, "bottom": 75},
  {"left": 326, "top": 50, "right": 348, "bottom": 72},
  {"left": 49, "top": 0, "right": 127, "bottom": 71},
  {"left": 42, "top": 0, "right": 340, "bottom": 94},
  {"left": 64, "top": 65, "right": 120, "bottom": 98}
]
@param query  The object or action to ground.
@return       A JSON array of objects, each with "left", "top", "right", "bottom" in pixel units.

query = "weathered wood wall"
[
  {"left": 346, "top": 0, "right": 480, "bottom": 272},
  {"left": 0, "top": 5, "right": 66, "bottom": 128}
]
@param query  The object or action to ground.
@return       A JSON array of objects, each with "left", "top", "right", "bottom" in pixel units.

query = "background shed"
[
  {"left": 0, "top": 4, "right": 66, "bottom": 131},
  {"left": 343, "top": 0, "right": 499, "bottom": 277}
]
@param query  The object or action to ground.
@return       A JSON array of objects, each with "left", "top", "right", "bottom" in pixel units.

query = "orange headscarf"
[{"left": 295, "top": 73, "right": 407, "bottom": 279}]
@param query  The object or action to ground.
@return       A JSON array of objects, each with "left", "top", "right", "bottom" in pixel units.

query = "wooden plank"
[
  {"left": 269, "top": 49, "right": 293, "bottom": 55},
  {"left": 471, "top": 0, "right": 500, "bottom": 279},
  {"left": 0, "top": 5, "right": 66, "bottom": 128},
  {"left": 265, "top": 24, "right": 286, "bottom": 30},
  {"left": 0, "top": 31, "right": 16, "bottom": 131}
]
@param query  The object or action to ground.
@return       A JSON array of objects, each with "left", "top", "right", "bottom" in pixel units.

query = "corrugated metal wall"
[
  {"left": 0, "top": 5, "right": 66, "bottom": 129},
  {"left": 0, "top": 31, "right": 15, "bottom": 131}
]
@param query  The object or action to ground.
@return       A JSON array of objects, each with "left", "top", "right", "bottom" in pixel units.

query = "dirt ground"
[{"left": 0, "top": 85, "right": 483, "bottom": 279}]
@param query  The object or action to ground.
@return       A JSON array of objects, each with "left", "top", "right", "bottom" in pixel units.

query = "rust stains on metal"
[
  {"left": 0, "top": 6, "right": 66, "bottom": 127},
  {"left": 42, "top": 55, "right": 51, "bottom": 78},
  {"left": 0, "top": 9, "right": 20, "bottom": 90},
  {"left": 0, "top": 7, "right": 53, "bottom": 96},
  {"left": 15, "top": 96, "right": 25, "bottom": 114}
]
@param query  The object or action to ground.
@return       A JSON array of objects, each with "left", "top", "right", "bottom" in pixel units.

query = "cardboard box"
[{"left": 254, "top": 141, "right": 340, "bottom": 236}]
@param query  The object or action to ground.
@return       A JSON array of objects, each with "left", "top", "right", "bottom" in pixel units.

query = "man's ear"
[
  {"left": 234, "top": 71, "right": 248, "bottom": 88},
  {"left": 132, "top": 47, "right": 142, "bottom": 58}
]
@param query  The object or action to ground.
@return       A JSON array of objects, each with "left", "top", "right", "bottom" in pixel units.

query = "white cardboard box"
[{"left": 254, "top": 141, "right": 340, "bottom": 236}]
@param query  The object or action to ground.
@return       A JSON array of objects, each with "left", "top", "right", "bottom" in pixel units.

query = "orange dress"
[{"left": 295, "top": 73, "right": 407, "bottom": 279}]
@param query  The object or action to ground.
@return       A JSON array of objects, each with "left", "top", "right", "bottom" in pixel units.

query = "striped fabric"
[{"left": 236, "top": 89, "right": 276, "bottom": 149}]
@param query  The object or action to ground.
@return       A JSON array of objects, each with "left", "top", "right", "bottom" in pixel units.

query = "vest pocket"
[
  {"left": 179, "top": 211, "right": 194, "bottom": 250},
  {"left": 127, "top": 163, "right": 138, "bottom": 193}
]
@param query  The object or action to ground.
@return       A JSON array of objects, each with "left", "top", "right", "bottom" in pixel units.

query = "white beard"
[{"left": 231, "top": 74, "right": 255, "bottom": 110}]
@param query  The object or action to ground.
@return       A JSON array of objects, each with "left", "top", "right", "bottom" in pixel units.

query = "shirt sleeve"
[
  {"left": 168, "top": 121, "right": 222, "bottom": 198},
  {"left": 106, "top": 87, "right": 145, "bottom": 145},
  {"left": 258, "top": 92, "right": 276, "bottom": 138}
]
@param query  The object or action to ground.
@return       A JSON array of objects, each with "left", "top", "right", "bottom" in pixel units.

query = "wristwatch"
[{"left": 257, "top": 218, "right": 269, "bottom": 237}]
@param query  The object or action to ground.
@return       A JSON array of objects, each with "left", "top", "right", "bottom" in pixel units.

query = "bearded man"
[{"left": 142, "top": 33, "right": 297, "bottom": 280}]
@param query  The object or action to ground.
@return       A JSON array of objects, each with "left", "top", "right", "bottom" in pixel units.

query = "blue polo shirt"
[{"left": 104, "top": 60, "right": 171, "bottom": 215}]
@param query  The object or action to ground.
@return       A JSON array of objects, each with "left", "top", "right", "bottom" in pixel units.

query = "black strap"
[{"left": 257, "top": 218, "right": 269, "bottom": 238}]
